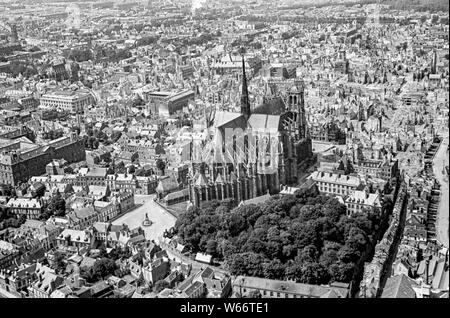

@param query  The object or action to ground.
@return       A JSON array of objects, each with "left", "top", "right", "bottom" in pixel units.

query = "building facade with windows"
[
  {"left": 309, "top": 171, "right": 362, "bottom": 197},
  {"left": 233, "top": 276, "right": 349, "bottom": 298},
  {"left": 344, "top": 190, "right": 382, "bottom": 215},
  {"left": 39, "top": 90, "right": 94, "bottom": 114}
]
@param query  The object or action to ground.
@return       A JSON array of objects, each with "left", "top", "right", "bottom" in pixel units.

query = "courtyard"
[{"left": 112, "top": 195, "right": 177, "bottom": 242}]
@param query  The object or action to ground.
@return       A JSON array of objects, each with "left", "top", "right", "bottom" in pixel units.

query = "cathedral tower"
[{"left": 288, "top": 80, "right": 306, "bottom": 139}]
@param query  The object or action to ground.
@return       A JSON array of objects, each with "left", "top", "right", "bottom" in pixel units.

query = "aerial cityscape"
[{"left": 0, "top": 0, "right": 448, "bottom": 300}]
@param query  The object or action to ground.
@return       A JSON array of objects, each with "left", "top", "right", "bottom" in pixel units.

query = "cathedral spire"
[{"left": 240, "top": 47, "right": 251, "bottom": 121}]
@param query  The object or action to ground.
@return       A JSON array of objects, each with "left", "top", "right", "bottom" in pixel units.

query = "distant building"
[
  {"left": 56, "top": 229, "right": 93, "bottom": 249},
  {"left": 309, "top": 171, "right": 362, "bottom": 197},
  {"left": 67, "top": 206, "right": 98, "bottom": 230},
  {"left": 0, "top": 133, "right": 85, "bottom": 187},
  {"left": 0, "top": 263, "right": 37, "bottom": 297},
  {"left": 28, "top": 263, "right": 64, "bottom": 298},
  {"left": 40, "top": 90, "right": 94, "bottom": 114},
  {"left": 146, "top": 90, "right": 194, "bottom": 117},
  {"left": 0, "top": 240, "right": 20, "bottom": 269},
  {"left": 6, "top": 197, "right": 43, "bottom": 220},
  {"left": 233, "top": 276, "right": 349, "bottom": 298}
]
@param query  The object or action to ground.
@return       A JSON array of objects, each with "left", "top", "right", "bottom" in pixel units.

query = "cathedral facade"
[{"left": 188, "top": 55, "right": 312, "bottom": 208}]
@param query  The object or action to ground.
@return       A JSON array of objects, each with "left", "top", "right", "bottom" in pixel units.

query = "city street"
[
  {"left": 433, "top": 135, "right": 449, "bottom": 248},
  {"left": 112, "top": 195, "right": 177, "bottom": 242}
]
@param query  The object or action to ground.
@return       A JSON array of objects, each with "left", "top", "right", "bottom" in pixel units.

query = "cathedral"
[{"left": 187, "top": 54, "right": 313, "bottom": 208}]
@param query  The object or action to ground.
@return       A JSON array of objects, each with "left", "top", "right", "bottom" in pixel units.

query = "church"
[{"left": 188, "top": 54, "right": 313, "bottom": 208}]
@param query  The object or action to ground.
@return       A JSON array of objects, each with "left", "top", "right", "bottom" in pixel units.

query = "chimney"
[{"left": 425, "top": 258, "right": 430, "bottom": 285}]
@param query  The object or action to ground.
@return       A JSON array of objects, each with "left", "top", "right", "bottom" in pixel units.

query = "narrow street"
[{"left": 432, "top": 136, "right": 449, "bottom": 248}]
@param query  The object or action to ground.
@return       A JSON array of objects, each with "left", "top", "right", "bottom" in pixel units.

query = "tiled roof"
[
  {"left": 310, "top": 171, "right": 361, "bottom": 187},
  {"left": 233, "top": 276, "right": 349, "bottom": 298},
  {"left": 381, "top": 274, "right": 418, "bottom": 298}
]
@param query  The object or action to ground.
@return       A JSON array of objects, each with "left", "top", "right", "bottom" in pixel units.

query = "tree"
[
  {"left": 41, "top": 191, "right": 66, "bottom": 220},
  {"left": 90, "top": 258, "right": 117, "bottom": 281},
  {"left": 156, "top": 159, "right": 166, "bottom": 175},
  {"left": 226, "top": 252, "right": 265, "bottom": 277},
  {"left": 431, "top": 15, "right": 439, "bottom": 24},
  {"left": 263, "top": 259, "right": 285, "bottom": 280},
  {"left": 174, "top": 184, "right": 379, "bottom": 284},
  {"left": 53, "top": 252, "right": 66, "bottom": 274},
  {"left": 337, "top": 245, "right": 360, "bottom": 264},
  {"left": 299, "top": 262, "right": 329, "bottom": 285},
  {"left": 225, "top": 213, "right": 247, "bottom": 237},
  {"left": 154, "top": 279, "right": 169, "bottom": 293},
  {"left": 298, "top": 245, "right": 319, "bottom": 263},
  {"left": 205, "top": 239, "right": 217, "bottom": 257},
  {"left": 99, "top": 246, "right": 108, "bottom": 258},
  {"left": 285, "top": 259, "right": 303, "bottom": 281}
]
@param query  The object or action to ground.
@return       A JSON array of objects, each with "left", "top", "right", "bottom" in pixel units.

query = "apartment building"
[
  {"left": 40, "top": 90, "right": 94, "bottom": 114},
  {"left": 344, "top": 190, "right": 382, "bottom": 215},
  {"left": 309, "top": 171, "right": 362, "bottom": 197}
]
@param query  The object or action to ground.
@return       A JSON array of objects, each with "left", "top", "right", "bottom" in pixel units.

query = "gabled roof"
[
  {"left": 252, "top": 97, "right": 286, "bottom": 116},
  {"left": 215, "top": 173, "right": 225, "bottom": 184},
  {"left": 248, "top": 114, "right": 281, "bottom": 134},
  {"left": 240, "top": 193, "right": 271, "bottom": 206},
  {"left": 432, "top": 259, "right": 448, "bottom": 291},
  {"left": 381, "top": 274, "right": 418, "bottom": 298},
  {"left": 156, "top": 178, "right": 178, "bottom": 193},
  {"left": 213, "top": 111, "right": 246, "bottom": 129},
  {"left": 194, "top": 173, "right": 209, "bottom": 187}
]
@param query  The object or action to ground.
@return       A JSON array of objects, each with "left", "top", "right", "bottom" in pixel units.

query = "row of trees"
[{"left": 175, "top": 186, "right": 385, "bottom": 285}]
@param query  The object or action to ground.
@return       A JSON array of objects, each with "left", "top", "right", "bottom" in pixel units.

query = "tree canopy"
[
  {"left": 80, "top": 257, "right": 118, "bottom": 283},
  {"left": 174, "top": 187, "right": 381, "bottom": 285},
  {"left": 40, "top": 191, "right": 66, "bottom": 220}
]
